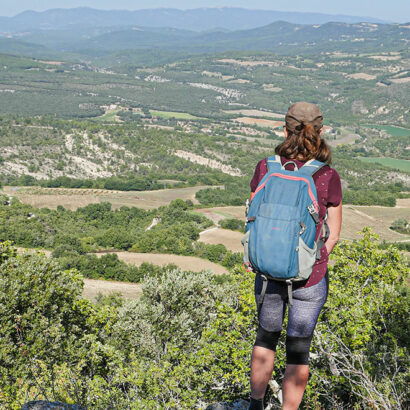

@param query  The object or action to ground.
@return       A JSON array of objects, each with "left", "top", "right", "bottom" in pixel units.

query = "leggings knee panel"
[
  {"left": 254, "top": 325, "right": 281, "bottom": 351},
  {"left": 286, "top": 335, "right": 313, "bottom": 365}
]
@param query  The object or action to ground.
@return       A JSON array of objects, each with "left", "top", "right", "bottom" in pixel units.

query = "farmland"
[
  {"left": 358, "top": 157, "right": 410, "bottom": 172},
  {"left": 8, "top": 184, "right": 409, "bottom": 245},
  {"left": 363, "top": 125, "right": 410, "bottom": 137},
  {"left": 195, "top": 204, "right": 410, "bottom": 243},
  {"left": 2, "top": 185, "right": 222, "bottom": 210},
  {"left": 199, "top": 227, "right": 244, "bottom": 252},
  {"left": 98, "top": 251, "right": 229, "bottom": 275},
  {"left": 150, "top": 110, "right": 202, "bottom": 120},
  {"left": 82, "top": 278, "right": 142, "bottom": 300}
]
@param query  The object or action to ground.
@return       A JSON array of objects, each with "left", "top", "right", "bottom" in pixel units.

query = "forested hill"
[
  {"left": 0, "top": 21, "right": 408, "bottom": 58},
  {"left": 0, "top": 7, "right": 388, "bottom": 33}
]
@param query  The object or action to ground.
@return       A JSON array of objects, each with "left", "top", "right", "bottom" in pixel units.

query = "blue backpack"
[{"left": 242, "top": 155, "right": 328, "bottom": 307}]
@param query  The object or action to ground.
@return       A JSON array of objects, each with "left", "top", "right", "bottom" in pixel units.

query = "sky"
[{"left": 0, "top": 0, "right": 409, "bottom": 23}]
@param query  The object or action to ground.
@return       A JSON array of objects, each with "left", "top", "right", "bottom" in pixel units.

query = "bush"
[
  {"left": 1, "top": 229, "right": 408, "bottom": 409},
  {"left": 390, "top": 218, "right": 410, "bottom": 234},
  {"left": 220, "top": 218, "right": 246, "bottom": 233},
  {"left": 0, "top": 243, "right": 118, "bottom": 406}
]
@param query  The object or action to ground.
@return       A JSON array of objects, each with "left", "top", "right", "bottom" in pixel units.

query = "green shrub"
[
  {"left": 220, "top": 218, "right": 246, "bottom": 233},
  {"left": 1, "top": 229, "right": 408, "bottom": 408},
  {"left": 390, "top": 218, "right": 410, "bottom": 234}
]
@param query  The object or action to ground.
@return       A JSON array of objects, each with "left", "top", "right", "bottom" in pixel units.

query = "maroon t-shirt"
[{"left": 250, "top": 156, "right": 342, "bottom": 288}]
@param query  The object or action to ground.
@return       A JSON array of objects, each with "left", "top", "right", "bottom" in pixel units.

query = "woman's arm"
[{"left": 325, "top": 202, "right": 342, "bottom": 254}]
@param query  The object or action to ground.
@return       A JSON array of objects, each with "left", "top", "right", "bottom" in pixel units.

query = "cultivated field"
[
  {"left": 234, "top": 117, "right": 284, "bottom": 128},
  {"left": 2, "top": 185, "right": 222, "bottom": 210},
  {"left": 224, "top": 109, "right": 285, "bottom": 119},
  {"left": 341, "top": 206, "right": 409, "bottom": 242},
  {"left": 150, "top": 110, "right": 201, "bottom": 120},
  {"left": 83, "top": 279, "right": 142, "bottom": 300},
  {"left": 363, "top": 125, "right": 410, "bottom": 137},
  {"left": 358, "top": 157, "right": 410, "bottom": 172},
  {"left": 347, "top": 73, "right": 376, "bottom": 80},
  {"left": 16, "top": 248, "right": 142, "bottom": 300},
  {"left": 16, "top": 247, "right": 228, "bottom": 300},
  {"left": 97, "top": 251, "right": 229, "bottom": 275},
  {"left": 327, "top": 134, "right": 358, "bottom": 147},
  {"left": 199, "top": 227, "right": 244, "bottom": 252},
  {"left": 195, "top": 204, "right": 410, "bottom": 243},
  {"left": 195, "top": 206, "right": 246, "bottom": 223}
]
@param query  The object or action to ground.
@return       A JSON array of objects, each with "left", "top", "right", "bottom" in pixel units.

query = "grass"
[
  {"left": 363, "top": 125, "right": 410, "bottom": 137},
  {"left": 150, "top": 110, "right": 201, "bottom": 120},
  {"left": 358, "top": 157, "right": 410, "bottom": 173}
]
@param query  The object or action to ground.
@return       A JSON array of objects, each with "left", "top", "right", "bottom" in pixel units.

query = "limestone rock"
[
  {"left": 22, "top": 401, "right": 85, "bottom": 410},
  {"left": 206, "top": 399, "right": 249, "bottom": 410}
]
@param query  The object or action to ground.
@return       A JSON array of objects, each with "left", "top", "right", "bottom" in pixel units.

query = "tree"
[{"left": 0, "top": 242, "right": 117, "bottom": 407}]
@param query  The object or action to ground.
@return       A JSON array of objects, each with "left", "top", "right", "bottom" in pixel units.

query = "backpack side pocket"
[
  {"left": 298, "top": 236, "right": 317, "bottom": 280},
  {"left": 241, "top": 230, "right": 251, "bottom": 266}
]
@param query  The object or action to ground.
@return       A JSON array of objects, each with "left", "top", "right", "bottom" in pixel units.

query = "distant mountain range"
[
  {"left": 0, "top": 7, "right": 390, "bottom": 34},
  {"left": 0, "top": 20, "right": 408, "bottom": 61}
]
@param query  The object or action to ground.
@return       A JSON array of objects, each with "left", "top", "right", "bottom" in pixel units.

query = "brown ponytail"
[{"left": 275, "top": 123, "right": 332, "bottom": 164}]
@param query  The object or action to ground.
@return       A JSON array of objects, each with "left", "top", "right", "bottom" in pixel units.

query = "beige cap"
[{"left": 285, "top": 102, "right": 323, "bottom": 133}]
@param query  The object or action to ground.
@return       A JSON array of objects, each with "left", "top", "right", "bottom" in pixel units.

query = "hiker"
[{"left": 246, "top": 102, "right": 342, "bottom": 410}]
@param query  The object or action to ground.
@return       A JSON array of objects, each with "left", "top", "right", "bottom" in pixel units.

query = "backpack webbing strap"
[
  {"left": 257, "top": 274, "right": 268, "bottom": 316},
  {"left": 316, "top": 213, "right": 330, "bottom": 259},
  {"left": 266, "top": 155, "right": 282, "bottom": 172},
  {"left": 286, "top": 280, "right": 293, "bottom": 306},
  {"left": 257, "top": 275, "right": 294, "bottom": 313},
  {"left": 297, "top": 159, "right": 327, "bottom": 177}
]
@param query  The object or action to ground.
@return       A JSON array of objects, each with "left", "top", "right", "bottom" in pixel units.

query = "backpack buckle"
[{"left": 308, "top": 204, "right": 319, "bottom": 224}]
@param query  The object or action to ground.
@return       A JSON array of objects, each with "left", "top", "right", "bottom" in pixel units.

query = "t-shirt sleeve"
[
  {"left": 250, "top": 158, "right": 268, "bottom": 192},
  {"left": 327, "top": 169, "right": 343, "bottom": 207}
]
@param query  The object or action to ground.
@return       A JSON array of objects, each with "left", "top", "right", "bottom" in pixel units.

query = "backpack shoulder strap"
[
  {"left": 266, "top": 155, "right": 283, "bottom": 172},
  {"left": 298, "top": 159, "right": 327, "bottom": 177}
]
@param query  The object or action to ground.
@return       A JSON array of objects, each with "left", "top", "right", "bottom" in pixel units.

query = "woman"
[{"left": 248, "top": 102, "right": 342, "bottom": 410}]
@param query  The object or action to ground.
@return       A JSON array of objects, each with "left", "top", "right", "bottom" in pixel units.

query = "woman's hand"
[{"left": 325, "top": 202, "right": 342, "bottom": 254}]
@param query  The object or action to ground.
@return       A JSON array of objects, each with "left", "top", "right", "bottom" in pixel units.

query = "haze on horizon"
[{"left": 0, "top": 0, "right": 409, "bottom": 23}]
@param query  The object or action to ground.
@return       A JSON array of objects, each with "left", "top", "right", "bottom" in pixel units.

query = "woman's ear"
[{"left": 283, "top": 126, "right": 289, "bottom": 138}]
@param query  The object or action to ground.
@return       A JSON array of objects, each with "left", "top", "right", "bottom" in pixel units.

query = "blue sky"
[{"left": 1, "top": 0, "right": 409, "bottom": 22}]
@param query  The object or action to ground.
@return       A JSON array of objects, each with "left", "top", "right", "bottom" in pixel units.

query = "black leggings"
[{"left": 254, "top": 273, "right": 328, "bottom": 364}]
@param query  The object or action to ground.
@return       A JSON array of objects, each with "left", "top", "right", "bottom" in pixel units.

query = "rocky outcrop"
[
  {"left": 206, "top": 399, "right": 249, "bottom": 410},
  {"left": 22, "top": 401, "right": 85, "bottom": 410}
]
